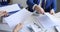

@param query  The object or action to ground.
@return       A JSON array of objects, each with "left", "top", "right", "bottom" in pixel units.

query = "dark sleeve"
[
  {"left": 26, "top": 0, "right": 40, "bottom": 8},
  {"left": 52, "top": 0, "right": 57, "bottom": 12},
  {"left": 7, "top": 0, "right": 10, "bottom": 3}
]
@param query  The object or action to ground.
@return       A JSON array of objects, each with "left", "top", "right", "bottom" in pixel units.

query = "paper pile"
[
  {"left": 3, "top": 8, "right": 32, "bottom": 28},
  {"left": 0, "top": 4, "right": 21, "bottom": 12},
  {"left": 1, "top": 4, "right": 21, "bottom": 23}
]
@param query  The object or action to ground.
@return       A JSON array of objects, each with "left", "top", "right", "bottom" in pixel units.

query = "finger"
[
  {"left": 50, "top": 12, "right": 53, "bottom": 14},
  {"left": 3, "top": 11, "right": 8, "bottom": 16},
  {"left": 50, "top": 12, "right": 54, "bottom": 15},
  {"left": 13, "top": 23, "right": 23, "bottom": 32}
]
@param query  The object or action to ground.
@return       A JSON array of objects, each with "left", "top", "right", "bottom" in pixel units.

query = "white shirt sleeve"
[{"left": 32, "top": 4, "right": 38, "bottom": 10}]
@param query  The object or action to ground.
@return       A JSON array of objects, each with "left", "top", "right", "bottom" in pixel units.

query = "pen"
[
  {"left": 34, "top": 23, "right": 41, "bottom": 28},
  {"left": 8, "top": 10, "right": 20, "bottom": 15},
  {"left": 2, "top": 10, "right": 20, "bottom": 17}
]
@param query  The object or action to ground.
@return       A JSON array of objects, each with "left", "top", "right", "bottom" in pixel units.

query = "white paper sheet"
[
  {"left": 0, "top": 4, "right": 21, "bottom": 12},
  {"left": 44, "top": 13, "right": 56, "bottom": 21},
  {"left": 45, "top": 13, "right": 60, "bottom": 25},
  {"left": 35, "top": 13, "right": 56, "bottom": 29},
  {"left": 3, "top": 8, "right": 32, "bottom": 28}
]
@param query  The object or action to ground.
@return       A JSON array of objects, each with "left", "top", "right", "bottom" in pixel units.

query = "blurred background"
[{"left": 57, "top": 0, "right": 60, "bottom": 12}]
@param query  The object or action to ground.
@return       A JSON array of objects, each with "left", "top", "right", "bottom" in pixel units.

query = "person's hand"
[
  {"left": 39, "top": 7, "right": 45, "bottom": 14},
  {"left": 50, "top": 9, "right": 55, "bottom": 15},
  {"left": 3, "top": 11, "right": 8, "bottom": 16},
  {"left": 0, "top": 11, "right": 8, "bottom": 17},
  {"left": 13, "top": 23, "right": 23, "bottom": 32},
  {"left": 34, "top": 6, "right": 45, "bottom": 14}
]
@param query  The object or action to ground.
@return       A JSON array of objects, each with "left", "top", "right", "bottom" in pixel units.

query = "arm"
[
  {"left": 13, "top": 23, "right": 23, "bottom": 32},
  {"left": 50, "top": 0, "right": 57, "bottom": 15},
  {"left": 51, "top": 0, "right": 57, "bottom": 12},
  {"left": 26, "top": 0, "right": 40, "bottom": 10},
  {"left": 27, "top": 0, "right": 45, "bottom": 14}
]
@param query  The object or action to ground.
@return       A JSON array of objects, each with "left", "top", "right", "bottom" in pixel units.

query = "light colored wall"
[{"left": 12, "top": 0, "right": 27, "bottom": 8}]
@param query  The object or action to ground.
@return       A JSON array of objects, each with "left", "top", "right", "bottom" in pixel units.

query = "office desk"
[{"left": 0, "top": 15, "right": 56, "bottom": 32}]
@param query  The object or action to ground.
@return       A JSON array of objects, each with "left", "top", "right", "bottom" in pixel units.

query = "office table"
[{"left": 0, "top": 14, "right": 57, "bottom": 32}]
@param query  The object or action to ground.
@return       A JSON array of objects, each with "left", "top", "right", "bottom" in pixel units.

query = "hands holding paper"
[
  {"left": 0, "top": 11, "right": 8, "bottom": 17},
  {"left": 34, "top": 5, "right": 45, "bottom": 14},
  {"left": 34, "top": 6, "right": 55, "bottom": 15},
  {"left": 50, "top": 9, "right": 55, "bottom": 15}
]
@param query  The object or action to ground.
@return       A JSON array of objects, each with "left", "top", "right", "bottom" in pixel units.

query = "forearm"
[
  {"left": 13, "top": 23, "right": 23, "bottom": 32},
  {"left": 52, "top": 0, "right": 57, "bottom": 12},
  {"left": 27, "top": 0, "right": 35, "bottom": 8},
  {"left": 26, "top": 0, "right": 40, "bottom": 10}
]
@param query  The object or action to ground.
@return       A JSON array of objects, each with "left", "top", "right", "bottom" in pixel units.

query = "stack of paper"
[
  {"left": 34, "top": 13, "right": 56, "bottom": 29},
  {"left": 1, "top": 4, "right": 21, "bottom": 23},
  {"left": 45, "top": 13, "right": 60, "bottom": 26},
  {"left": 3, "top": 8, "right": 32, "bottom": 28},
  {"left": 0, "top": 4, "right": 21, "bottom": 12}
]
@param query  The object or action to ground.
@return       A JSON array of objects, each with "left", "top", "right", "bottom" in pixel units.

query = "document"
[
  {"left": 3, "top": 8, "right": 32, "bottom": 28},
  {"left": 35, "top": 13, "right": 56, "bottom": 29},
  {"left": 54, "top": 12, "right": 60, "bottom": 32},
  {"left": 45, "top": 13, "right": 60, "bottom": 25},
  {"left": 1, "top": 4, "right": 21, "bottom": 23},
  {"left": 0, "top": 4, "right": 21, "bottom": 12}
]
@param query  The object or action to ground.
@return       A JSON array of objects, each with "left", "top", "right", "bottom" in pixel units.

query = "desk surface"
[{"left": 0, "top": 15, "right": 56, "bottom": 32}]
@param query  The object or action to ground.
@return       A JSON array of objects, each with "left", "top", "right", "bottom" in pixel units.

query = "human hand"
[
  {"left": 0, "top": 11, "right": 8, "bottom": 17},
  {"left": 13, "top": 23, "right": 23, "bottom": 32},
  {"left": 50, "top": 9, "right": 55, "bottom": 15},
  {"left": 39, "top": 7, "right": 45, "bottom": 14},
  {"left": 34, "top": 6, "right": 45, "bottom": 14}
]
